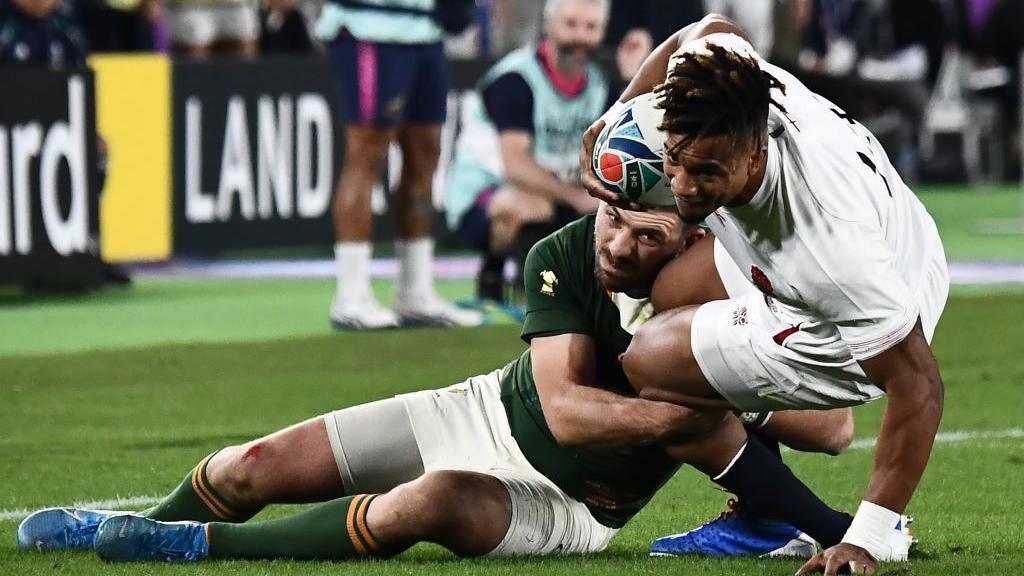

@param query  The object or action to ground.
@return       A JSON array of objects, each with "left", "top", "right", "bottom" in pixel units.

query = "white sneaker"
[
  {"left": 394, "top": 292, "right": 484, "bottom": 327},
  {"left": 329, "top": 295, "right": 399, "bottom": 330},
  {"left": 875, "top": 514, "right": 916, "bottom": 562}
]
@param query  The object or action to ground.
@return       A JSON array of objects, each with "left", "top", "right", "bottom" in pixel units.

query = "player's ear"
[{"left": 747, "top": 137, "right": 767, "bottom": 178}]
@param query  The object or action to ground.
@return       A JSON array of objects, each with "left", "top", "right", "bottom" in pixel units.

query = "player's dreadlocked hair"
[{"left": 655, "top": 43, "right": 786, "bottom": 155}]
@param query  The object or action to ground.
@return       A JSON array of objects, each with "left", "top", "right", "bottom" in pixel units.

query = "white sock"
[
  {"left": 334, "top": 241, "right": 372, "bottom": 307},
  {"left": 395, "top": 238, "right": 433, "bottom": 303}
]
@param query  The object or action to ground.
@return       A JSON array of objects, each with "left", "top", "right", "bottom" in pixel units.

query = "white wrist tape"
[{"left": 841, "top": 500, "right": 900, "bottom": 561}]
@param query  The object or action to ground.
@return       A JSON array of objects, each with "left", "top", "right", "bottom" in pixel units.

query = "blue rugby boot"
[
  {"left": 17, "top": 508, "right": 125, "bottom": 551},
  {"left": 650, "top": 499, "right": 817, "bottom": 558},
  {"left": 94, "top": 515, "right": 208, "bottom": 562}
]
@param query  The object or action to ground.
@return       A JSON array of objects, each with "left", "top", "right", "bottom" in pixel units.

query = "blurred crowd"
[
  {"left": 0, "top": 0, "right": 1018, "bottom": 70},
  {"left": 1, "top": 0, "right": 1020, "bottom": 181}
]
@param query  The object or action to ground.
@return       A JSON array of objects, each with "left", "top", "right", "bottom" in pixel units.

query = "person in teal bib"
[
  {"left": 446, "top": 0, "right": 614, "bottom": 303},
  {"left": 19, "top": 202, "right": 863, "bottom": 563}
]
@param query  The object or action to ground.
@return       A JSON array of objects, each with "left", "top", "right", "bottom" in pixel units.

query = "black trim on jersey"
[
  {"left": 857, "top": 152, "right": 893, "bottom": 197},
  {"left": 769, "top": 125, "right": 785, "bottom": 139}
]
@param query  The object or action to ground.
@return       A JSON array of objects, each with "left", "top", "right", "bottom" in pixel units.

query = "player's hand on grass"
[
  {"left": 579, "top": 119, "right": 645, "bottom": 212},
  {"left": 796, "top": 543, "right": 878, "bottom": 576}
]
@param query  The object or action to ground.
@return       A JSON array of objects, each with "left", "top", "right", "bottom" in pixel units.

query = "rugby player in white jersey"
[{"left": 580, "top": 14, "right": 949, "bottom": 576}]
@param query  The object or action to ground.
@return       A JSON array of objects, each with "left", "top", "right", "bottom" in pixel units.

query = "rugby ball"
[{"left": 592, "top": 93, "right": 674, "bottom": 206}]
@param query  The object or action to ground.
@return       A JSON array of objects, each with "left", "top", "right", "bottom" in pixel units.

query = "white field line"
[
  {"left": 847, "top": 427, "right": 1024, "bottom": 450},
  {"left": 2, "top": 428, "right": 1022, "bottom": 523},
  {"left": 0, "top": 494, "right": 161, "bottom": 522}
]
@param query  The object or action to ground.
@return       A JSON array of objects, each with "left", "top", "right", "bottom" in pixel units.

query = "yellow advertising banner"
[{"left": 90, "top": 54, "right": 172, "bottom": 262}]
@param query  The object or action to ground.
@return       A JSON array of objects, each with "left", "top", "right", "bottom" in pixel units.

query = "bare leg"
[
  {"left": 367, "top": 470, "right": 512, "bottom": 557},
  {"left": 333, "top": 125, "right": 392, "bottom": 242},
  {"left": 205, "top": 417, "right": 345, "bottom": 507},
  {"left": 486, "top": 186, "right": 555, "bottom": 255},
  {"left": 201, "top": 470, "right": 512, "bottom": 560},
  {"left": 394, "top": 123, "right": 441, "bottom": 240}
]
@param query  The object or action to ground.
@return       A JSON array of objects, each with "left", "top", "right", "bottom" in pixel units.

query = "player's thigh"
[
  {"left": 690, "top": 292, "right": 882, "bottom": 411},
  {"left": 323, "top": 396, "right": 426, "bottom": 494},
  {"left": 341, "top": 125, "right": 392, "bottom": 174},
  {"left": 651, "top": 233, "right": 727, "bottom": 312},
  {"left": 328, "top": 368, "right": 514, "bottom": 494},
  {"left": 622, "top": 306, "right": 723, "bottom": 404},
  {"left": 397, "top": 123, "right": 442, "bottom": 180},
  {"left": 369, "top": 470, "right": 512, "bottom": 557},
  {"left": 487, "top": 186, "right": 555, "bottom": 225},
  {"left": 485, "top": 469, "right": 617, "bottom": 557}
]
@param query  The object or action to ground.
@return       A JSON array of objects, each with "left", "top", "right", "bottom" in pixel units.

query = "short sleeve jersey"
[
  {"left": 499, "top": 215, "right": 680, "bottom": 529},
  {"left": 677, "top": 35, "right": 946, "bottom": 364}
]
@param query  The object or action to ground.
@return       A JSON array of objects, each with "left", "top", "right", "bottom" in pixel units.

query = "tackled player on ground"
[{"left": 16, "top": 184, "right": 898, "bottom": 563}]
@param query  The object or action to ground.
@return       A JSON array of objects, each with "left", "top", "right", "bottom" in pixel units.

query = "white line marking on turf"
[
  {"left": 2, "top": 428, "right": 1022, "bottom": 523},
  {"left": 847, "top": 427, "right": 1024, "bottom": 450},
  {"left": 0, "top": 495, "right": 161, "bottom": 522}
]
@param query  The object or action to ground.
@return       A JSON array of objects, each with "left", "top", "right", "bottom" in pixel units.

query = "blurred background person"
[
  {"left": 0, "top": 0, "right": 130, "bottom": 285},
  {"left": 317, "top": 0, "right": 482, "bottom": 329},
  {"left": 446, "top": 0, "right": 627, "bottom": 305},
  {"left": 76, "top": 0, "right": 162, "bottom": 53},
  {"left": 165, "top": 0, "right": 259, "bottom": 59},
  {"left": 703, "top": 0, "right": 774, "bottom": 55},
  {"left": 603, "top": 0, "right": 703, "bottom": 48},
  {"left": 258, "top": 0, "right": 312, "bottom": 54},
  {"left": 0, "top": 0, "right": 88, "bottom": 66}
]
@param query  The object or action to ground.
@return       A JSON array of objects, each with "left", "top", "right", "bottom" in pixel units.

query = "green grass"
[
  {"left": 917, "top": 186, "right": 1024, "bottom": 262},
  {"left": 1, "top": 277, "right": 1024, "bottom": 575}
]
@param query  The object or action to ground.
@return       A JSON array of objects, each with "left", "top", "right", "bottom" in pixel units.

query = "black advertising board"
[
  {"left": 170, "top": 56, "right": 494, "bottom": 254},
  {"left": 171, "top": 57, "right": 342, "bottom": 253},
  {"left": 0, "top": 69, "right": 103, "bottom": 288}
]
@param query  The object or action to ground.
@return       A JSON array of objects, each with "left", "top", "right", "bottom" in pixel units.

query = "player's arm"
[
  {"left": 499, "top": 131, "right": 596, "bottom": 214},
  {"left": 856, "top": 322, "right": 943, "bottom": 518},
  {"left": 618, "top": 14, "right": 751, "bottom": 104},
  {"left": 801, "top": 322, "right": 942, "bottom": 575},
  {"left": 580, "top": 15, "right": 752, "bottom": 207},
  {"left": 531, "top": 333, "right": 712, "bottom": 449}
]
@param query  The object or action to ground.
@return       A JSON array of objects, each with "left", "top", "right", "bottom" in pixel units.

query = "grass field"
[{"left": 2, "top": 187, "right": 1024, "bottom": 575}]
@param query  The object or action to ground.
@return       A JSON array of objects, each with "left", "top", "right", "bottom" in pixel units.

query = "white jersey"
[{"left": 691, "top": 40, "right": 948, "bottom": 366}]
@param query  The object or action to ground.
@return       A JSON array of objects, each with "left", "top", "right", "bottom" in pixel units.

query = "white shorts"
[
  {"left": 691, "top": 239, "right": 949, "bottom": 411},
  {"left": 324, "top": 369, "right": 617, "bottom": 557},
  {"left": 167, "top": 2, "right": 258, "bottom": 47}
]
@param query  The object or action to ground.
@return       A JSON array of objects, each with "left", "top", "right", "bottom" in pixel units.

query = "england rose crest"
[{"left": 750, "top": 265, "right": 773, "bottom": 295}]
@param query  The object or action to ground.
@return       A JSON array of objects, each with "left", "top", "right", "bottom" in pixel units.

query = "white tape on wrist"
[{"left": 841, "top": 500, "right": 900, "bottom": 561}]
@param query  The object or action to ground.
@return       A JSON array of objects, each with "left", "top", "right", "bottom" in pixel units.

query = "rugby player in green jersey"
[{"left": 19, "top": 206, "right": 868, "bottom": 563}]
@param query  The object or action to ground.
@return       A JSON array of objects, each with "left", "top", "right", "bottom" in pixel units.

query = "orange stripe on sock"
[
  {"left": 347, "top": 495, "right": 369, "bottom": 556},
  {"left": 356, "top": 494, "right": 380, "bottom": 554},
  {"left": 191, "top": 455, "right": 233, "bottom": 521}
]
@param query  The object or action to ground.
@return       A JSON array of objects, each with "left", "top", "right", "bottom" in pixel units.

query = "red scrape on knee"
[{"left": 242, "top": 444, "right": 263, "bottom": 460}]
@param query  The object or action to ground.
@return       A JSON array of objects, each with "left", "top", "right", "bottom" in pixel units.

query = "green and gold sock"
[
  {"left": 207, "top": 494, "right": 380, "bottom": 560},
  {"left": 143, "top": 452, "right": 258, "bottom": 523}
]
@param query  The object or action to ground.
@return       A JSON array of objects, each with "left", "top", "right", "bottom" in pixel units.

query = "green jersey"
[{"left": 500, "top": 215, "right": 680, "bottom": 529}]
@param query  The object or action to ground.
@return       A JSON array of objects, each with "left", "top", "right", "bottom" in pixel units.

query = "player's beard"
[
  {"left": 555, "top": 41, "right": 595, "bottom": 75},
  {"left": 595, "top": 240, "right": 645, "bottom": 295}
]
